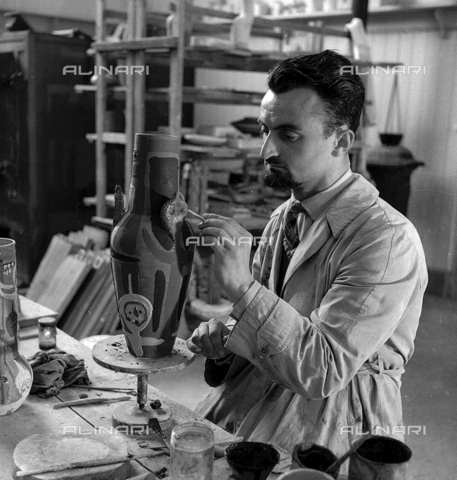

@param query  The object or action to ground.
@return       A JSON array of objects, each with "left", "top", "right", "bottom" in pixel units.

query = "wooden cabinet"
[{"left": 0, "top": 31, "right": 95, "bottom": 285}]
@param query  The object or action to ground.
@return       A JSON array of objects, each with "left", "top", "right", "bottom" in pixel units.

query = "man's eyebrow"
[{"left": 262, "top": 122, "right": 300, "bottom": 131}]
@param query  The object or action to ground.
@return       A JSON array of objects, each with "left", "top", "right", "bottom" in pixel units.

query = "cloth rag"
[{"left": 28, "top": 349, "right": 90, "bottom": 398}]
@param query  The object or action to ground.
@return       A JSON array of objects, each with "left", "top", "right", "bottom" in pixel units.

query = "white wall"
[
  {"left": 365, "top": 23, "right": 457, "bottom": 274},
  {"left": 195, "top": 14, "right": 457, "bottom": 276}
]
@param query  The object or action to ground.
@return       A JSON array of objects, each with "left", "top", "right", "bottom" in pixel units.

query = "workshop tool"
[
  {"left": 325, "top": 433, "right": 372, "bottom": 477},
  {"left": 187, "top": 208, "right": 205, "bottom": 222},
  {"left": 148, "top": 417, "right": 171, "bottom": 450},
  {"left": 92, "top": 335, "right": 194, "bottom": 436},
  {"left": 15, "top": 450, "right": 164, "bottom": 477},
  {"left": 53, "top": 395, "right": 131, "bottom": 409},
  {"left": 71, "top": 384, "right": 136, "bottom": 395}
]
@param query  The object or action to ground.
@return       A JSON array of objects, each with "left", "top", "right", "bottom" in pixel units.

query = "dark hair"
[{"left": 267, "top": 50, "right": 365, "bottom": 136}]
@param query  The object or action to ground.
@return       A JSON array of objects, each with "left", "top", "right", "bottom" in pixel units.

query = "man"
[{"left": 186, "top": 50, "right": 428, "bottom": 464}]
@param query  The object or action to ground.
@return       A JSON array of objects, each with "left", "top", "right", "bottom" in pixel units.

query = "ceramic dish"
[{"left": 184, "top": 134, "right": 228, "bottom": 146}]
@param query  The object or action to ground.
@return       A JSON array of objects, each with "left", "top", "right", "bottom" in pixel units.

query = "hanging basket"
[
  {"left": 379, "top": 74, "right": 403, "bottom": 146},
  {"left": 379, "top": 133, "right": 403, "bottom": 146}
]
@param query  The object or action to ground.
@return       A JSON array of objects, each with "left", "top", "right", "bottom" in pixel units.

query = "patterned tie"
[{"left": 283, "top": 201, "right": 305, "bottom": 261}]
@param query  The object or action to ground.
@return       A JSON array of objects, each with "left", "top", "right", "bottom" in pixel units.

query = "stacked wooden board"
[{"left": 25, "top": 227, "right": 120, "bottom": 339}]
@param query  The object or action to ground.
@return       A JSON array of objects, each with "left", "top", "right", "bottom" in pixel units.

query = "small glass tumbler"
[
  {"left": 38, "top": 317, "right": 57, "bottom": 350},
  {"left": 170, "top": 422, "right": 214, "bottom": 480}
]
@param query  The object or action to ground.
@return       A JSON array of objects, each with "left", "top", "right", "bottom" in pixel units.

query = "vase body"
[
  {"left": 111, "top": 134, "right": 195, "bottom": 358},
  {"left": 0, "top": 238, "right": 33, "bottom": 416}
]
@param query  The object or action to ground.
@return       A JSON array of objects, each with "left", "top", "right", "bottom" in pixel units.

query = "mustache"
[{"left": 264, "top": 157, "right": 283, "bottom": 167}]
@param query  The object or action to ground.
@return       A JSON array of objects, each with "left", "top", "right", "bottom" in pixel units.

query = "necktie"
[{"left": 282, "top": 201, "right": 305, "bottom": 261}]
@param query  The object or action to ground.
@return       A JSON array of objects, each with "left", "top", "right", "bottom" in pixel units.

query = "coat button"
[{"left": 259, "top": 346, "right": 269, "bottom": 356}]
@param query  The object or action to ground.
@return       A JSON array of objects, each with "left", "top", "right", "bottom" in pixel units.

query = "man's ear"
[{"left": 332, "top": 126, "right": 355, "bottom": 157}]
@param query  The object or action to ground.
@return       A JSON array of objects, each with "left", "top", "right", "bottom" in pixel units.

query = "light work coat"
[{"left": 196, "top": 173, "right": 428, "bottom": 465}]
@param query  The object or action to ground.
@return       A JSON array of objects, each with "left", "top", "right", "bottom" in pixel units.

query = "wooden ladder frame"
[{"left": 93, "top": 0, "right": 185, "bottom": 217}]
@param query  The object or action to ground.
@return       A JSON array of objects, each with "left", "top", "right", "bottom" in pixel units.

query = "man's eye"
[{"left": 281, "top": 131, "right": 299, "bottom": 141}]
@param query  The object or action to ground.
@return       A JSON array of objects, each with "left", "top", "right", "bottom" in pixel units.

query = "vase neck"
[{"left": 129, "top": 152, "right": 179, "bottom": 217}]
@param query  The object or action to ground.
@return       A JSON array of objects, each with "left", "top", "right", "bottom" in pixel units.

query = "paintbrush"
[
  {"left": 15, "top": 450, "right": 166, "bottom": 477},
  {"left": 71, "top": 385, "right": 136, "bottom": 395},
  {"left": 148, "top": 418, "right": 171, "bottom": 450},
  {"left": 53, "top": 396, "right": 131, "bottom": 409},
  {"left": 325, "top": 433, "right": 372, "bottom": 477}
]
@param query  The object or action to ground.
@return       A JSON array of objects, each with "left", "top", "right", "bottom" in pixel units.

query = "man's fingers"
[
  {"left": 200, "top": 214, "right": 250, "bottom": 237},
  {"left": 186, "top": 320, "right": 229, "bottom": 359},
  {"left": 186, "top": 337, "right": 202, "bottom": 354}
]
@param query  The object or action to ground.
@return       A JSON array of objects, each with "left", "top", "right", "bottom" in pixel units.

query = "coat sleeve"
[{"left": 224, "top": 222, "right": 426, "bottom": 400}]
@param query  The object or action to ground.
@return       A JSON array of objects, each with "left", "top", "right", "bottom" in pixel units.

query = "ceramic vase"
[
  {"left": 230, "top": 0, "right": 254, "bottom": 50},
  {"left": 111, "top": 134, "right": 195, "bottom": 358},
  {"left": 0, "top": 238, "right": 33, "bottom": 416}
]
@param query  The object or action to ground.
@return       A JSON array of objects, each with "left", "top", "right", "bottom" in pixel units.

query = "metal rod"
[{"left": 137, "top": 374, "right": 148, "bottom": 409}]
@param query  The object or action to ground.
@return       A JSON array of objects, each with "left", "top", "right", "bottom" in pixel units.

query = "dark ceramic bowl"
[
  {"left": 379, "top": 133, "right": 403, "bottom": 146},
  {"left": 225, "top": 441, "right": 280, "bottom": 480},
  {"left": 292, "top": 443, "right": 339, "bottom": 479}
]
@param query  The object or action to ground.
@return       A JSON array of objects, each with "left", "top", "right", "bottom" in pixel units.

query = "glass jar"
[
  {"left": 170, "top": 422, "right": 214, "bottom": 480},
  {"left": 38, "top": 317, "right": 57, "bottom": 350}
]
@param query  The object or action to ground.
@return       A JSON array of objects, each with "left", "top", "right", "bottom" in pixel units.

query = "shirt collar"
[{"left": 294, "top": 168, "right": 354, "bottom": 221}]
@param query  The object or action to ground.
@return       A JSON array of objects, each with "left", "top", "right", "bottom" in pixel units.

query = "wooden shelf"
[
  {"left": 86, "top": 132, "right": 126, "bottom": 144},
  {"left": 85, "top": 46, "right": 401, "bottom": 72},
  {"left": 76, "top": 84, "right": 264, "bottom": 105},
  {"left": 260, "top": 2, "right": 457, "bottom": 25},
  {"left": 91, "top": 36, "right": 178, "bottom": 53}
]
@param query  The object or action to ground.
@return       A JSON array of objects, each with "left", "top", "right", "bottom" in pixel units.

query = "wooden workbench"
[{"left": 0, "top": 329, "right": 289, "bottom": 479}]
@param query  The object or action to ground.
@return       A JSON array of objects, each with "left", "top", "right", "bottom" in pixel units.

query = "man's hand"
[
  {"left": 198, "top": 214, "right": 254, "bottom": 303},
  {"left": 186, "top": 319, "right": 232, "bottom": 359}
]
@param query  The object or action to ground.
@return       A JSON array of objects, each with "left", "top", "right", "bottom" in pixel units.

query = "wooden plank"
[
  {"left": 94, "top": 0, "right": 108, "bottom": 218},
  {"left": 60, "top": 258, "right": 111, "bottom": 337},
  {"left": 92, "top": 36, "right": 178, "bottom": 52},
  {"left": 168, "top": 0, "right": 185, "bottom": 137},
  {"left": 76, "top": 273, "right": 115, "bottom": 339},
  {"left": 82, "top": 225, "right": 110, "bottom": 250},
  {"left": 86, "top": 132, "right": 127, "bottom": 144},
  {"left": 18, "top": 295, "right": 58, "bottom": 328},
  {"left": 26, "top": 234, "right": 74, "bottom": 301},
  {"left": 35, "top": 255, "right": 93, "bottom": 317},
  {"left": 99, "top": 294, "right": 119, "bottom": 336}
]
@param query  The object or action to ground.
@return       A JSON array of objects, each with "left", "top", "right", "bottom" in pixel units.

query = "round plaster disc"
[
  {"left": 112, "top": 401, "right": 172, "bottom": 436},
  {"left": 13, "top": 433, "right": 129, "bottom": 480}
]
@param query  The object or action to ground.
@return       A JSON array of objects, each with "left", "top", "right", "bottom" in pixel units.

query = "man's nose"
[{"left": 260, "top": 133, "right": 278, "bottom": 159}]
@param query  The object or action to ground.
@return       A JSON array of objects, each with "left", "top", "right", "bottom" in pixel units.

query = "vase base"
[
  {"left": 92, "top": 335, "right": 195, "bottom": 375},
  {"left": 112, "top": 402, "right": 172, "bottom": 436}
]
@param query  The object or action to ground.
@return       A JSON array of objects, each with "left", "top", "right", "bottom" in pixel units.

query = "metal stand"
[{"left": 92, "top": 335, "right": 195, "bottom": 434}]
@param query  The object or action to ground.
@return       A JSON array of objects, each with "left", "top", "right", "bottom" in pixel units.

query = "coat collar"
[
  {"left": 267, "top": 174, "right": 379, "bottom": 293},
  {"left": 269, "top": 173, "right": 379, "bottom": 240}
]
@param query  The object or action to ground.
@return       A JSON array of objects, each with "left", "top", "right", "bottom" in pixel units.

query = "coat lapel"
[
  {"left": 281, "top": 216, "right": 332, "bottom": 294},
  {"left": 267, "top": 174, "right": 379, "bottom": 297}
]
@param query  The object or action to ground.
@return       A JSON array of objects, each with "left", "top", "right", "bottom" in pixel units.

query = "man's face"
[{"left": 258, "top": 87, "right": 340, "bottom": 199}]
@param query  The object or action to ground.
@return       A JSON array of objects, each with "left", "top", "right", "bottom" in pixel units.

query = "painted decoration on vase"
[
  {"left": 110, "top": 134, "right": 195, "bottom": 358},
  {"left": 0, "top": 238, "right": 33, "bottom": 416}
]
